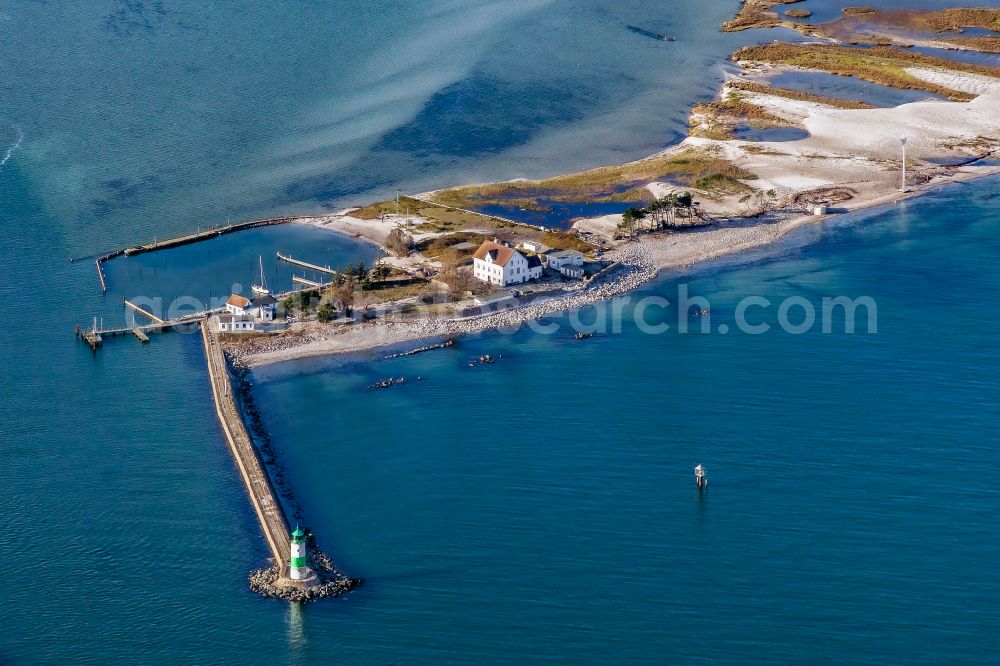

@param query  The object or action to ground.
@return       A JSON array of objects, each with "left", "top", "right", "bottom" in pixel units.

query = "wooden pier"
[
  {"left": 75, "top": 313, "right": 207, "bottom": 350},
  {"left": 124, "top": 298, "right": 165, "bottom": 324},
  {"left": 291, "top": 275, "right": 325, "bottom": 288},
  {"left": 79, "top": 328, "right": 102, "bottom": 350},
  {"left": 277, "top": 252, "right": 339, "bottom": 276},
  {"left": 202, "top": 317, "right": 291, "bottom": 575},
  {"left": 95, "top": 259, "right": 108, "bottom": 293},
  {"left": 93, "top": 249, "right": 123, "bottom": 294}
]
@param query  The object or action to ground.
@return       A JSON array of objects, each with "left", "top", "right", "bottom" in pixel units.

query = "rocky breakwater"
[
  {"left": 249, "top": 540, "right": 363, "bottom": 602},
  {"left": 224, "top": 350, "right": 363, "bottom": 601},
  {"left": 442, "top": 241, "right": 658, "bottom": 334}
]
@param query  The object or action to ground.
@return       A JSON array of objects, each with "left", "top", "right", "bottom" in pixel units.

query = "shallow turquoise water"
[
  {"left": 248, "top": 179, "right": 1000, "bottom": 663},
  {"left": 1, "top": 1, "right": 999, "bottom": 663}
]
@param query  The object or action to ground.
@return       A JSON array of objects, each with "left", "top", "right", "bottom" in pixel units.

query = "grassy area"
[
  {"left": 358, "top": 281, "right": 433, "bottom": 305},
  {"left": 349, "top": 196, "right": 427, "bottom": 220},
  {"left": 732, "top": 43, "right": 1000, "bottom": 101},
  {"left": 692, "top": 172, "right": 754, "bottom": 195},
  {"left": 415, "top": 232, "right": 493, "bottom": 262},
  {"left": 415, "top": 228, "right": 596, "bottom": 259},
  {"left": 942, "top": 36, "right": 1000, "bottom": 54},
  {"left": 690, "top": 95, "right": 796, "bottom": 140},
  {"left": 721, "top": 0, "right": 805, "bottom": 31},
  {"left": 911, "top": 8, "right": 999, "bottom": 33},
  {"left": 727, "top": 80, "right": 876, "bottom": 109},
  {"left": 783, "top": 8, "right": 998, "bottom": 53},
  {"left": 538, "top": 230, "right": 596, "bottom": 254},
  {"left": 431, "top": 150, "right": 758, "bottom": 210},
  {"left": 349, "top": 195, "right": 517, "bottom": 233}
]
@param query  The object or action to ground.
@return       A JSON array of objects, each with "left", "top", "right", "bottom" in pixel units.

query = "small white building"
[
  {"left": 219, "top": 314, "right": 255, "bottom": 333},
  {"left": 520, "top": 240, "right": 551, "bottom": 254},
  {"left": 472, "top": 241, "right": 543, "bottom": 287},
  {"left": 560, "top": 264, "right": 585, "bottom": 279},
  {"left": 546, "top": 250, "right": 584, "bottom": 270}
]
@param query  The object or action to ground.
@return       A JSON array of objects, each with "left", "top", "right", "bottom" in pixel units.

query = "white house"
[
  {"left": 218, "top": 314, "right": 255, "bottom": 333},
  {"left": 472, "top": 241, "right": 543, "bottom": 287},
  {"left": 226, "top": 293, "right": 276, "bottom": 321},
  {"left": 546, "top": 250, "right": 584, "bottom": 270},
  {"left": 226, "top": 294, "right": 252, "bottom": 316}
]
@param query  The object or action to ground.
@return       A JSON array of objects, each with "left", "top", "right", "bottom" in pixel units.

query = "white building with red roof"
[
  {"left": 225, "top": 294, "right": 252, "bottom": 316},
  {"left": 472, "top": 240, "right": 542, "bottom": 287},
  {"left": 225, "top": 293, "right": 277, "bottom": 322}
]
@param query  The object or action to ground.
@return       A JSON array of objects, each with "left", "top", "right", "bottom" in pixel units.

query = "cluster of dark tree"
[
  {"left": 282, "top": 260, "right": 395, "bottom": 322},
  {"left": 618, "top": 192, "right": 697, "bottom": 237},
  {"left": 386, "top": 227, "right": 414, "bottom": 257}
]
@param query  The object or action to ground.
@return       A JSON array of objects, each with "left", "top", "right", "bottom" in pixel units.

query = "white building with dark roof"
[
  {"left": 250, "top": 294, "right": 277, "bottom": 321},
  {"left": 546, "top": 249, "right": 584, "bottom": 270}
]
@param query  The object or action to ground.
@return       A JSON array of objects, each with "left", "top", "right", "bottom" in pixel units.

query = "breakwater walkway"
[
  {"left": 203, "top": 316, "right": 362, "bottom": 601},
  {"left": 124, "top": 216, "right": 298, "bottom": 257},
  {"left": 89, "top": 216, "right": 297, "bottom": 292},
  {"left": 202, "top": 317, "right": 291, "bottom": 572}
]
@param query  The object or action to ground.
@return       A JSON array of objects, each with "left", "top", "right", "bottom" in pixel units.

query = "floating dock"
[{"left": 75, "top": 314, "right": 207, "bottom": 350}]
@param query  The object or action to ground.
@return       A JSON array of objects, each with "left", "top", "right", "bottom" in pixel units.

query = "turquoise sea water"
[
  {"left": 1, "top": 1, "right": 999, "bottom": 663},
  {"left": 247, "top": 181, "right": 1000, "bottom": 663}
]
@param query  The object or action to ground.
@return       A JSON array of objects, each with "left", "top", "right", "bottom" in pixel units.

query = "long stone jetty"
[
  {"left": 124, "top": 216, "right": 297, "bottom": 256},
  {"left": 202, "top": 317, "right": 291, "bottom": 570},
  {"left": 202, "top": 316, "right": 362, "bottom": 601}
]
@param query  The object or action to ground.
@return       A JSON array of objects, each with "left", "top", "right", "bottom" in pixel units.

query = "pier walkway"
[
  {"left": 291, "top": 275, "right": 325, "bottom": 288},
  {"left": 76, "top": 313, "right": 208, "bottom": 349},
  {"left": 89, "top": 215, "right": 297, "bottom": 292},
  {"left": 276, "top": 251, "right": 340, "bottom": 276},
  {"left": 124, "top": 217, "right": 296, "bottom": 257},
  {"left": 202, "top": 317, "right": 290, "bottom": 575}
]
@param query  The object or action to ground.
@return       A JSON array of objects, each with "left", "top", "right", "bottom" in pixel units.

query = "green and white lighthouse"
[{"left": 290, "top": 526, "right": 308, "bottom": 580}]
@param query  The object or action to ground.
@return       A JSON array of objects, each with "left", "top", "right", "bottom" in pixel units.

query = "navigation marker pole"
[{"left": 900, "top": 136, "right": 908, "bottom": 193}]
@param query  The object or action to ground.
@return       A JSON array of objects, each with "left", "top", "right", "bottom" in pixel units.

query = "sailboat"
[{"left": 251, "top": 256, "right": 270, "bottom": 296}]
